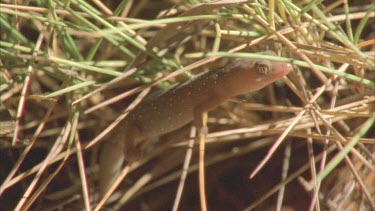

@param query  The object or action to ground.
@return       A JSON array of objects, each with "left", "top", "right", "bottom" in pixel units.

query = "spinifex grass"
[{"left": 0, "top": 0, "right": 374, "bottom": 210}]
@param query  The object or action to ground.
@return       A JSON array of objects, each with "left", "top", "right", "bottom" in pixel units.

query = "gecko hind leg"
[
  {"left": 98, "top": 124, "right": 142, "bottom": 196},
  {"left": 122, "top": 124, "right": 151, "bottom": 161},
  {"left": 99, "top": 137, "right": 125, "bottom": 197}
]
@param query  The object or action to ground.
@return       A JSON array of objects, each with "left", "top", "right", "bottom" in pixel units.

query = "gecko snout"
[{"left": 274, "top": 62, "right": 293, "bottom": 76}]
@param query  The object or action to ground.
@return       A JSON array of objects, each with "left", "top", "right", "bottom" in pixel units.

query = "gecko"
[{"left": 98, "top": 50, "right": 293, "bottom": 195}]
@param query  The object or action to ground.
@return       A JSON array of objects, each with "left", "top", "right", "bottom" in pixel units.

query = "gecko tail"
[{"left": 98, "top": 139, "right": 125, "bottom": 197}]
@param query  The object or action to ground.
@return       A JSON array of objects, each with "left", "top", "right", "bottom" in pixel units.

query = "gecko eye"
[{"left": 255, "top": 62, "right": 271, "bottom": 75}]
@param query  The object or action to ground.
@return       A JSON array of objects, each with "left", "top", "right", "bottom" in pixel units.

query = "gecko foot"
[{"left": 198, "top": 126, "right": 208, "bottom": 136}]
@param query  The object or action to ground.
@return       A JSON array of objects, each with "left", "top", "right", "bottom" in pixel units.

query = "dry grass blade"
[{"left": 1, "top": 0, "right": 374, "bottom": 210}]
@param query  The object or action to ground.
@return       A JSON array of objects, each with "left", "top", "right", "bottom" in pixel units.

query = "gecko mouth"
[{"left": 255, "top": 75, "right": 268, "bottom": 82}]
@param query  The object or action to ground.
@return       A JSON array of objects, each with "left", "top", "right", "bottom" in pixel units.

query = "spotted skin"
[{"left": 99, "top": 51, "right": 293, "bottom": 195}]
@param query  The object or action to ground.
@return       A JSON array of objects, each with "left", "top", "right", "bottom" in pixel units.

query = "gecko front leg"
[{"left": 193, "top": 94, "right": 228, "bottom": 134}]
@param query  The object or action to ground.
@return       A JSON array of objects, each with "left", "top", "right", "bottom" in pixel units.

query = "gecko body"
[{"left": 99, "top": 51, "right": 292, "bottom": 195}]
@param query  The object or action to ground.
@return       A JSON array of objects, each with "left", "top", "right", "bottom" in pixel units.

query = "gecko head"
[
  {"left": 227, "top": 53, "right": 293, "bottom": 95},
  {"left": 253, "top": 59, "right": 293, "bottom": 82}
]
